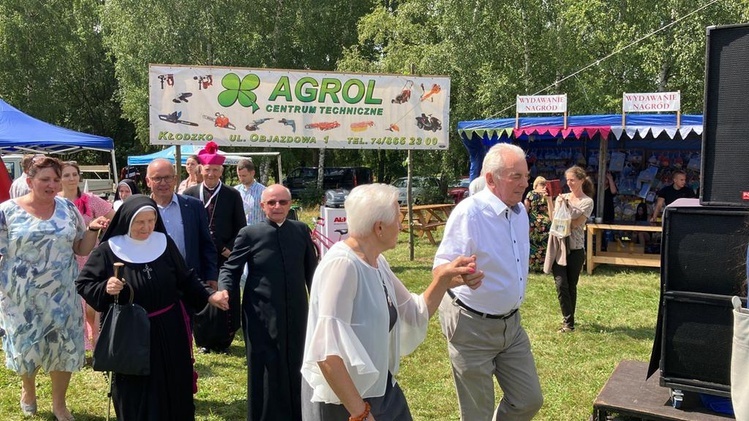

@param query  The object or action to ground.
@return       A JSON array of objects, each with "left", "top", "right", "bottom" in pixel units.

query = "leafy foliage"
[{"left": 0, "top": 0, "right": 748, "bottom": 179}]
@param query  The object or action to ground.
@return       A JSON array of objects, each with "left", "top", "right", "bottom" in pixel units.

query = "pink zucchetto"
[{"left": 197, "top": 141, "right": 225, "bottom": 166}]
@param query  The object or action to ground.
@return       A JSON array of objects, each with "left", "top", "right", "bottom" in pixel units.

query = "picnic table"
[
  {"left": 399, "top": 203, "right": 455, "bottom": 245},
  {"left": 586, "top": 222, "right": 662, "bottom": 274}
]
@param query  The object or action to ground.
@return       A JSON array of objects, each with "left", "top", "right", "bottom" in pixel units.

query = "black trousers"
[{"left": 552, "top": 248, "right": 586, "bottom": 327}]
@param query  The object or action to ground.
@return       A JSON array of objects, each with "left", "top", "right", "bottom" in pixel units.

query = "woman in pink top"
[
  {"left": 59, "top": 161, "right": 115, "bottom": 350},
  {"left": 178, "top": 155, "right": 203, "bottom": 194}
]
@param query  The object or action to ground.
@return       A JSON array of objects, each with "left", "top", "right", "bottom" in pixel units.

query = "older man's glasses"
[
  {"left": 265, "top": 200, "right": 290, "bottom": 206},
  {"left": 149, "top": 175, "right": 175, "bottom": 184}
]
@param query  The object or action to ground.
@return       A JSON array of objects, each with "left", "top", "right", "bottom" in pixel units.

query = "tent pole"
[
  {"left": 175, "top": 146, "right": 182, "bottom": 190},
  {"left": 276, "top": 154, "right": 283, "bottom": 185},
  {"left": 596, "top": 133, "right": 608, "bottom": 220},
  {"left": 111, "top": 149, "right": 119, "bottom": 187}
]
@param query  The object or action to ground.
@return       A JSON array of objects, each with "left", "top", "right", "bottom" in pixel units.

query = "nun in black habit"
[{"left": 76, "top": 195, "right": 229, "bottom": 421}]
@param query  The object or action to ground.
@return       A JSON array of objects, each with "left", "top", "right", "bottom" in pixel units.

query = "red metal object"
[
  {"left": 447, "top": 177, "right": 470, "bottom": 204},
  {"left": 0, "top": 156, "right": 13, "bottom": 203}
]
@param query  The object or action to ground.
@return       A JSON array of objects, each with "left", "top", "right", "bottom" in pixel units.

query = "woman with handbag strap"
[{"left": 76, "top": 195, "right": 229, "bottom": 420}]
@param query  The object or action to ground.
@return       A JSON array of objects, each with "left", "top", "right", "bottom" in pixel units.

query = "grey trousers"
[{"left": 439, "top": 295, "right": 543, "bottom": 421}]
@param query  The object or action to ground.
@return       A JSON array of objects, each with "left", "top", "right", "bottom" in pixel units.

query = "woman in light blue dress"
[{"left": 0, "top": 156, "right": 108, "bottom": 421}]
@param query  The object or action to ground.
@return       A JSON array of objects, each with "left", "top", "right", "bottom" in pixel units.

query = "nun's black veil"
[
  {"left": 100, "top": 194, "right": 167, "bottom": 242},
  {"left": 113, "top": 178, "right": 141, "bottom": 201}
]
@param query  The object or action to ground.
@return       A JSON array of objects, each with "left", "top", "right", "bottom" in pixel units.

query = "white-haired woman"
[{"left": 301, "top": 184, "right": 483, "bottom": 421}]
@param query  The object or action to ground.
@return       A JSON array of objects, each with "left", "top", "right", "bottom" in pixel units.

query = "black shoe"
[
  {"left": 0, "top": 328, "right": 5, "bottom": 338},
  {"left": 216, "top": 347, "right": 230, "bottom": 355},
  {"left": 198, "top": 347, "right": 211, "bottom": 354}
]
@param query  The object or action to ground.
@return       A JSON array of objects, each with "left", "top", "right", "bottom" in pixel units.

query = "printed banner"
[
  {"left": 623, "top": 92, "right": 680, "bottom": 112},
  {"left": 516, "top": 94, "right": 567, "bottom": 114},
  {"left": 149, "top": 64, "right": 450, "bottom": 150}
]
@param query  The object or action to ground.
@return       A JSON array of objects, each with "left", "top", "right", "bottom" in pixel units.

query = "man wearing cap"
[
  {"left": 219, "top": 183, "right": 317, "bottom": 421},
  {"left": 184, "top": 142, "right": 246, "bottom": 354}
]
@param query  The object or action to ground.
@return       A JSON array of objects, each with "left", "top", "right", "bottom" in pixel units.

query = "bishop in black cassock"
[{"left": 219, "top": 184, "right": 317, "bottom": 421}]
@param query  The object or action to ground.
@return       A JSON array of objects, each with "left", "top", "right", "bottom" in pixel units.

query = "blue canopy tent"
[
  {"left": 0, "top": 98, "right": 114, "bottom": 154},
  {"left": 127, "top": 145, "right": 203, "bottom": 165},
  {"left": 127, "top": 145, "right": 284, "bottom": 179},
  {"left": 458, "top": 113, "right": 703, "bottom": 180},
  {"left": 0, "top": 98, "right": 118, "bottom": 192}
]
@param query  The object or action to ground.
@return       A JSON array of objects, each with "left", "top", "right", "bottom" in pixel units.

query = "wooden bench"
[{"left": 399, "top": 203, "right": 455, "bottom": 245}]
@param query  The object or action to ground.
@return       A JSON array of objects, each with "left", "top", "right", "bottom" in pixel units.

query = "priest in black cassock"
[{"left": 219, "top": 184, "right": 318, "bottom": 421}]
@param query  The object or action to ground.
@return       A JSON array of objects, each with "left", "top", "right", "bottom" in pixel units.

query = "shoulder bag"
[{"left": 93, "top": 279, "right": 151, "bottom": 376}]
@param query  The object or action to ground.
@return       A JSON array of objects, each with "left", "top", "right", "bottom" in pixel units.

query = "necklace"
[{"left": 377, "top": 270, "right": 393, "bottom": 307}]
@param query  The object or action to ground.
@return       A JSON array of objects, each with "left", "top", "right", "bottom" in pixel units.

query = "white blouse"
[{"left": 301, "top": 241, "right": 430, "bottom": 404}]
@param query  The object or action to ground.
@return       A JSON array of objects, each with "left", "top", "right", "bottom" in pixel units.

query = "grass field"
[{"left": 0, "top": 223, "right": 661, "bottom": 420}]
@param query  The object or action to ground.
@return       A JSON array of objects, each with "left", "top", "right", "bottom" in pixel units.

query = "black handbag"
[{"left": 93, "top": 281, "right": 151, "bottom": 376}]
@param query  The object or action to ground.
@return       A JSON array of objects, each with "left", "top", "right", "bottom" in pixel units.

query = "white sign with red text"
[
  {"left": 622, "top": 92, "right": 680, "bottom": 112},
  {"left": 516, "top": 94, "right": 567, "bottom": 114}
]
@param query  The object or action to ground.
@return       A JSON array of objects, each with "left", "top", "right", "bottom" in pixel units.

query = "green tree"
[
  {"left": 339, "top": 0, "right": 749, "bottom": 182},
  {"left": 101, "top": 0, "right": 375, "bottom": 174},
  {"left": 0, "top": 0, "right": 134, "bottom": 164}
]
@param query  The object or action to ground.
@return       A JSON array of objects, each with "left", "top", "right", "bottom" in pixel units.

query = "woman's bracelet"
[{"left": 349, "top": 402, "right": 370, "bottom": 421}]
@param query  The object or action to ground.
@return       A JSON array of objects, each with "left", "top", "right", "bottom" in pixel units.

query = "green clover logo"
[{"left": 218, "top": 73, "right": 261, "bottom": 113}]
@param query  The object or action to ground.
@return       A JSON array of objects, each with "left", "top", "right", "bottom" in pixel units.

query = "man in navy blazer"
[{"left": 146, "top": 158, "right": 218, "bottom": 285}]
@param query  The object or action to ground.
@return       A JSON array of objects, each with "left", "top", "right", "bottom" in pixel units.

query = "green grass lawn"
[{"left": 0, "top": 227, "right": 660, "bottom": 420}]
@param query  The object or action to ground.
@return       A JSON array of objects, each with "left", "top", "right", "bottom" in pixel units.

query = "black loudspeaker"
[
  {"left": 662, "top": 200, "right": 749, "bottom": 295},
  {"left": 660, "top": 294, "right": 734, "bottom": 395},
  {"left": 701, "top": 23, "right": 749, "bottom": 207},
  {"left": 659, "top": 200, "right": 749, "bottom": 396}
]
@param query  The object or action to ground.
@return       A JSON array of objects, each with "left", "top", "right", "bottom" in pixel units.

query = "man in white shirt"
[{"left": 434, "top": 143, "right": 543, "bottom": 421}]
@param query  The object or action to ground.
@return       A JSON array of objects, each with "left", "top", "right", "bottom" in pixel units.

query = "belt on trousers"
[{"left": 447, "top": 289, "right": 518, "bottom": 320}]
